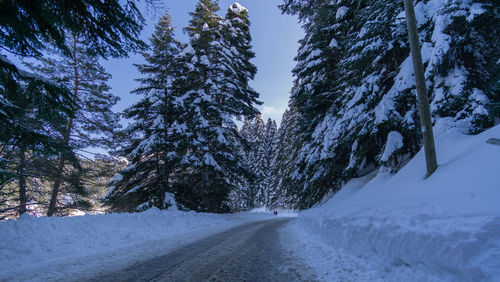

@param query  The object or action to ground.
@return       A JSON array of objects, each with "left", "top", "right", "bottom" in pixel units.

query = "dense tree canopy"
[
  {"left": 279, "top": 0, "right": 500, "bottom": 208},
  {"left": 0, "top": 0, "right": 147, "bottom": 216}
]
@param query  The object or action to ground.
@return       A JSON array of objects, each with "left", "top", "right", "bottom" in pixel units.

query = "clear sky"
[{"left": 102, "top": 0, "right": 304, "bottom": 126}]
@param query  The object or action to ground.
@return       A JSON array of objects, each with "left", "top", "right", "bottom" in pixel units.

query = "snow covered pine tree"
[
  {"left": 105, "top": 12, "right": 185, "bottom": 212},
  {"left": 280, "top": 0, "right": 500, "bottom": 208},
  {"left": 106, "top": 2, "right": 261, "bottom": 213},
  {"left": 175, "top": 1, "right": 260, "bottom": 212}
]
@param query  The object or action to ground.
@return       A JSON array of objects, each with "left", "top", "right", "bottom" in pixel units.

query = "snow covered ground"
[
  {"left": 0, "top": 209, "right": 274, "bottom": 281},
  {"left": 285, "top": 121, "right": 500, "bottom": 281},
  {"left": 1, "top": 121, "right": 498, "bottom": 281}
]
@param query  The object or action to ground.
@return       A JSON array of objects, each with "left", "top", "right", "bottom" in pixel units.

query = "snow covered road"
[
  {"left": 0, "top": 211, "right": 280, "bottom": 281},
  {"left": 2, "top": 125, "right": 499, "bottom": 281},
  {"left": 92, "top": 218, "right": 316, "bottom": 281}
]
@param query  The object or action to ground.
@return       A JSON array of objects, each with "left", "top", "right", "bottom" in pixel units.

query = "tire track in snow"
[{"left": 92, "top": 218, "right": 317, "bottom": 281}]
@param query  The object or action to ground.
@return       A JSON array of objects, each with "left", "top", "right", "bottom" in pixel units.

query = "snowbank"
[
  {"left": 290, "top": 123, "right": 500, "bottom": 281},
  {"left": 0, "top": 209, "right": 272, "bottom": 281}
]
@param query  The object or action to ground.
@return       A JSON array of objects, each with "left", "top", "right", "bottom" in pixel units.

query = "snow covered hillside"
[
  {"left": 287, "top": 121, "right": 500, "bottom": 281},
  {"left": 0, "top": 210, "right": 273, "bottom": 281}
]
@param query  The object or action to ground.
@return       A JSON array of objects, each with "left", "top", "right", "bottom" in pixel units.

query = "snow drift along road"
[{"left": 289, "top": 121, "right": 500, "bottom": 281}]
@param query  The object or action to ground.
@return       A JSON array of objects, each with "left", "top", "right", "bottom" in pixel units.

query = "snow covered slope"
[
  {"left": 0, "top": 209, "right": 273, "bottom": 281},
  {"left": 287, "top": 121, "right": 500, "bottom": 281}
]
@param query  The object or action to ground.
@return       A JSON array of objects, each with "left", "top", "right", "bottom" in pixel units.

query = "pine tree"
[
  {"left": 104, "top": 13, "right": 185, "bottom": 212},
  {"left": 234, "top": 115, "right": 278, "bottom": 209},
  {"left": 175, "top": 0, "right": 260, "bottom": 212},
  {"left": 1, "top": 0, "right": 147, "bottom": 216},
  {"left": 0, "top": 56, "right": 71, "bottom": 216},
  {"left": 281, "top": 0, "right": 500, "bottom": 208},
  {"left": 269, "top": 100, "right": 303, "bottom": 208},
  {"left": 257, "top": 118, "right": 277, "bottom": 207},
  {"left": 220, "top": 3, "right": 261, "bottom": 118},
  {"left": 1, "top": 0, "right": 146, "bottom": 147},
  {"left": 25, "top": 33, "right": 121, "bottom": 216},
  {"left": 0, "top": 0, "right": 146, "bottom": 59},
  {"left": 236, "top": 115, "right": 265, "bottom": 209}
]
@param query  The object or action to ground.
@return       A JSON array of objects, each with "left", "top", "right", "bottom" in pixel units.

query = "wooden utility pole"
[{"left": 403, "top": 0, "right": 438, "bottom": 177}]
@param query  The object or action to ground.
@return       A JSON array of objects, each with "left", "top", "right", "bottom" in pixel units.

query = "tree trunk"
[
  {"left": 202, "top": 167, "right": 209, "bottom": 210},
  {"left": 47, "top": 117, "right": 73, "bottom": 216},
  {"left": 18, "top": 145, "right": 28, "bottom": 215},
  {"left": 47, "top": 35, "right": 78, "bottom": 216},
  {"left": 403, "top": 0, "right": 438, "bottom": 177}
]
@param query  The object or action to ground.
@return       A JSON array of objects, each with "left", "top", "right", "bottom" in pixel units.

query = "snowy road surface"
[{"left": 92, "top": 218, "right": 316, "bottom": 281}]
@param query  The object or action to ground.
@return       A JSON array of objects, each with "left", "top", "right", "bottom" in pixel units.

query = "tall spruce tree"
[
  {"left": 220, "top": 3, "right": 261, "bottom": 117},
  {"left": 234, "top": 116, "right": 278, "bottom": 209},
  {"left": 269, "top": 100, "right": 303, "bottom": 208},
  {"left": 256, "top": 118, "right": 277, "bottom": 207},
  {"left": 175, "top": 0, "right": 260, "bottom": 212},
  {"left": 236, "top": 115, "right": 265, "bottom": 209},
  {"left": 107, "top": 1, "right": 260, "bottom": 213},
  {"left": 104, "top": 13, "right": 185, "bottom": 212}
]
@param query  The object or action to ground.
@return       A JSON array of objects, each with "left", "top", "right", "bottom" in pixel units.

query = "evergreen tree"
[
  {"left": 0, "top": 0, "right": 146, "bottom": 59},
  {"left": 235, "top": 115, "right": 265, "bottom": 209},
  {"left": 1, "top": 0, "right": 147, "bottom": 216},
  {"left": 268, "top": 101, "right": 303, "bottom": 208},
  {"left": 234, "top": 115, "right": 278, "bottom": 209},
  {"left": 0, "top": 101, "right": 69, "bottom": 216},
  {"left": 257, "top": 118, "right": 277, "bottom": 207},
  {"left": 175, "top": 0, "right": 260, "bottom": 212},
  {"left": 1, "top": 0, "right": 147, "bottom": 146},
  {"left": 25, "top": 33, "right": 121, "bottom": 216},
  {"left": 220, "top": 3, "right": 261, "bottom": 118},
  {"left": 104, "top": 13, "right": 185, "bottom": 212},
  {"left": 1, "top": 50, "right": 74, "bottom": 215},
  {"left": 281, "top": 0, "right": 500, "bottom": 208}
]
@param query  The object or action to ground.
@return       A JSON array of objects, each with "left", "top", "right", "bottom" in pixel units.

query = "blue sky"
[{"left": 102, "top": 0, "right": 303, "bottom": 125}]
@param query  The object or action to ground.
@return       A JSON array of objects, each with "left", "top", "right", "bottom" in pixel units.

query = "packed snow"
[
  {"left": 285, "top": 122, "right": 500, "bottom": 281},
  {"left": 0, "top": 210, "right": 274, "bottom": 281}
]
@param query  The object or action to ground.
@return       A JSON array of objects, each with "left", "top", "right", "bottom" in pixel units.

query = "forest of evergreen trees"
[
  {"left": 0, "top": 0, "right": 147, "bottom": 218},
  {"left": 1, "top": 0, "right": 499, "bottom": 218},
  {"left": 279, "top": 0, "right": 499, "bottom": 208}
]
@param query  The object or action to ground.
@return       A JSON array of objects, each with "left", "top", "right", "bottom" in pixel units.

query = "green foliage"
[
  {"left": 106, "top": 1, "right": 261, "bottom": 213},
  {"left": 280, "top": 0, "right": 500, "bottom": 209},
  {"left": 267, "top": 101, "right": 303, "bottom": 209},
  {"left": 172, "top": 0, "right": 259, "bottom": 213},
  {"left": 0, "top": 0, "right": 146, "bottom": 216},
  {"left": 104, "top": 13, "right": 184, "bottom": 212},
  {"left": 0, "top": 0, "right": 146, "bottom": 58}
]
